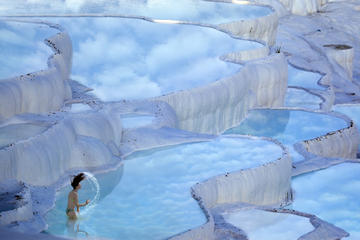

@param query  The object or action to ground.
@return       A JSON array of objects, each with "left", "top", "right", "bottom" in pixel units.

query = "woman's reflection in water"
[{"left": 67, "top": 219, "right": 89, "bottom": 238}]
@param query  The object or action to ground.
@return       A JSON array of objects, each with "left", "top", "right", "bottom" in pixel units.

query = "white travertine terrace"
[
  {"left": 298, "top": 120, "right": 360, "bottom": 159},
  {"left": 0, "top": 0, "right": 360, "bottom": 239},
  {"left": 0, "top": 25, "right": 72, "bottom": 121},
  {"left": 324, "top": 44, "right": 354, "bottom": 80},
  {"left": 218, "top": 10, "right": 278, "bottom": 46},
  {"left": 156, "top": 53, "right": 287, "bottom": 134},
  {"left": 170, "top": 137, "right": 291, "bottom": 240}
]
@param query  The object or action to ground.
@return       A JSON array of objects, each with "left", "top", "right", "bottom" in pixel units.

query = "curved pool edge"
[{"left": 168, "top": 135, "right": 292, "bottom": 240}]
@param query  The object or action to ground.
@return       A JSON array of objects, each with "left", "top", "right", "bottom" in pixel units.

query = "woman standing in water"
[{"left": 66, "top": 173, "right": 90, "bottom": 219}]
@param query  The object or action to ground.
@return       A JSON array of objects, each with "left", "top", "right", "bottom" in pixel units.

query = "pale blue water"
[
  {"left": 224, "top": 110, "right": 347, "bottom": 162},
  {"left": 333, "top": 104, "right": 360, "bottom": 152},
  {"left": 292, "top": 163, "right": 360, "bottom": 239},
  {"left": 0, "top": 0, "right": 272, "bottom": 24},
  {"left": 285, "top": 88, "right": 322, "bottom": 110},
  {"left": 46, "top": 136, "right": 282, "bottom": 240},
  {"left": 48, "top": 17, "right": 261, "bottom": 101},
  {"left": 223, "top": 209, "right": 314, "bottom": 240},
  {"left": 0, "top": 21, "right": 58, "bottom": 79},
  {"left": 288, "top": 65, "right": 326, "bottom": 90},
  {"left": 121, "top": 114, "right": 155, "bottom": 128}
]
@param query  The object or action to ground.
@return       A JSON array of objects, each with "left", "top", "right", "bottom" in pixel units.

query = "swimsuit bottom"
[{"left": 66, "top": 208, "right": 75, "bottom": 214}]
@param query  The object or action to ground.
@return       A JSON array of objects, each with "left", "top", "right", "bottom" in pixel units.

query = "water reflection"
[
  {"left": 50, "top": 17, "right": 259, "bottom": 101},
  {"left": 0, "top": 21, "right": 58, "bottom": 79},
  {"left": 224, "top": 109, "right": 347, "bottom": 162},
  {"left": 0, "top": 0, "right": 272, "bottom": 24},
  {"left": 66, "top": 219, "right": 89, "bottom": 238},
  {"left": 46, "top": 136, "right": 282, "bottom": 240}
]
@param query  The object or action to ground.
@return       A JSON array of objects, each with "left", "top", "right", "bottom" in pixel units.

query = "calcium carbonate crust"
[{"left": 1, "top": 0, "right": 360, "bottom": 239}]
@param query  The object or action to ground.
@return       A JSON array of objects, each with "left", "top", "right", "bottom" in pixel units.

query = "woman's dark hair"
[{"left": 71, "top": 173, "right": 85, "bottom": 189}]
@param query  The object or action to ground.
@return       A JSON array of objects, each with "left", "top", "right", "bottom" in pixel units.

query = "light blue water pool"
[
  {"left": 292, "top": 163, "right": 360, "bottom": 239},
  {"left": 224, "top": 109, "right": 347, "bottom": 162},
  {"left": 0, "top": 21, "right": 58, "bottom": 79},
  {"left": 0, "top": 0, "right": 272, "bottom": 24},
  {"left": 333, "top": 104, "right": 360, "bottom": 152},
  {"left": 223, "top": 209, "right": 314, "bottom": 240},
  {"left": 121, "top": 114, "right": 155, "bottom": 129},
  {"left": 49, "top": 17, "right": 261, "bottom": 101},
  {"left": 285, "top": 88, "right": 322, "bottom": 110},
  {"left": 45, "top": 136, "right": 282, "bottom": 240},
  {"left": 288, "top": 65, "right": 326, "bottom": 90}
]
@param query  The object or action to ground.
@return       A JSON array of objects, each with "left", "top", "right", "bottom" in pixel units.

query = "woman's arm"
[{"left": 74, "top": 193, "right": 89, "bottom": 210}]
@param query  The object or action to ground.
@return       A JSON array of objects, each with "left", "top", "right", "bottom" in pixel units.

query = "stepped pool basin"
[
  {"left": 287, "top": 65, "right": 326, "bottom": 90},
  {"left": 224, "top": 109, "right": 347, "bottom": 162},
  {"left": 121, "top": 114, "right": 155, "bottom": 129},
  {"left": 46, "top": 17, "right": 261, "bottom": 101},
  {"left": 223, "top": 208, "right": 314, "bottom": 240},
  {"left": 45, "top": 136, "right": 282, "bottom": 240},
  {"left": 0, "top": 21, "right": 58, "bottom": 79},
  {"left": 285, "top": 88, "right": 322, "bottom": 110},
  {"left": 292, "top": 163, "right": 360, "bottom": 240}
]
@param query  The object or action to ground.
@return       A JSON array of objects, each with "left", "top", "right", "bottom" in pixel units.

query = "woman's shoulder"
[{"left": 69, "top": 190, "right": 78, "bottom": 197}]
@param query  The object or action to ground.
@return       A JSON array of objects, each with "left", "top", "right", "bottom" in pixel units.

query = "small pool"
[
  {"left": 46, "top": 136, "right": 282, "bottom": 240},
  {"left": 224, "top": 109, "right": 347, "bottom": 162},
  {"left": 70, "top": 103, "right": 92, "bottom": 113},
  {"left": 0, "top": 123, "right": 51, "bottom": 149},
  {"left": 0, "top": 1, "right": 272, "bottom": 24},
  {"left": 0, "top": 21, "right": 58, "bottom": 80},
  {"left": 292, "top": 163, "right": 360, "bottom": 239},
  {"left": 333, "top": 104, "right": 360, "bottom": 152},
  {"left": 285, "top": 88, "right": 322, "bottom": 110},
  {"left": 121, "top": 114, "right": 155, "bottom": 129},
  {"left": 49, "top": 17, "right": 261, "bottom": 101},
  {"left": 222, "top": 209, "right": 314, "bottom": 240},
  {"left": 288, "top": 65, "right": 326, "bottom": 90}
]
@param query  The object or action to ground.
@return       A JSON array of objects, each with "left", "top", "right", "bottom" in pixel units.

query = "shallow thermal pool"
[
  {"left": 292, "top": 163, "right": 360, "bottom": 240},
  {"left": 285, "top": 88, "right": 322, "bottom": 110},
  {"left": 223, "top": 209, "right": 314, "bottom": 240},
  {"left": 121, "top": 114, "right": 155, "bottom": 129},
  {"left": 0, "top": 21, "right": 58, "bottom": 79},
  {"left": 287, "top": 65, "right": 326, "bottom": 90},
  {"left": 0, "top": 0, "right": 272, "bottom": 25},
  {"left": 47, "top": 17, "right": 261, "bottom": 101},
  {"left": 333, "top": 104, "right": 360, "bottom": 152},
  {"left": 46, "top": 136, "right": 282, "bottom": 240},
  {"left": 224, "top": 109, "right": 347, "bottom": 162}
]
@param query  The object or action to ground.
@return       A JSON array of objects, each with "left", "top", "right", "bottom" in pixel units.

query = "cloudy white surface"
[
  {"left": 52, "top": 17, "right": 260, "bottom": 101},
  {"left": 46, "top": 136, "right": 282, "bottom": 240},
  {"left": 287, "top": 65, "right": 325, "bottom": 90},
  {"left": 0, "top": 21, "right": 58, "bottom": 79},
  {"left": 224, "top": 109, "right": 347, "bottom": 162},
  {"left": 223, "top": 209, "right": 314, "bottom": 240},
  {"left": 292, "top": 163, "right": 360, "bottom": 240},
  {"left": 285, "top": 88, "right": 322, "bottom": 110},
  {"left": 0, "top": 0, "right": 271, "bottom": 24}
]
